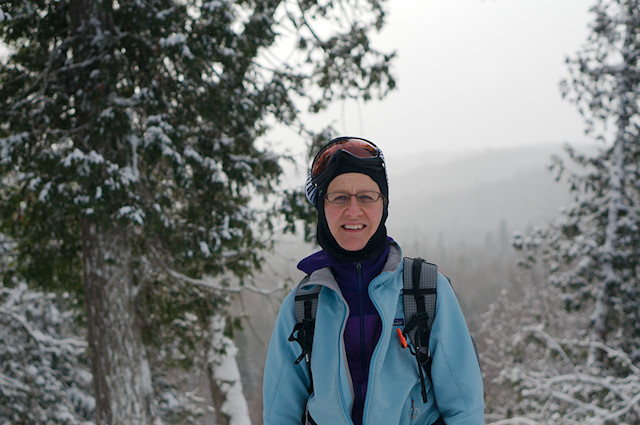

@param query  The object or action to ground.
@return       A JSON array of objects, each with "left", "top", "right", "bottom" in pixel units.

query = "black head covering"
[{"left": 310, "top": 144, "right": 389, "bottom": 262}]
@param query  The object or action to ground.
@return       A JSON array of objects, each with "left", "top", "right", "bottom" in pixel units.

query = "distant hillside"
[{"left": 385, "top": 143, "right": 579, "bottom": 246}]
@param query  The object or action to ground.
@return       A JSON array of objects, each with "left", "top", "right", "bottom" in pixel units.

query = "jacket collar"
[
  {"left": 297, "top": 237, "right": 398, "bottom": 275},
  {"left": 297, "top": 238, "right": 402, "bottom": 292}
]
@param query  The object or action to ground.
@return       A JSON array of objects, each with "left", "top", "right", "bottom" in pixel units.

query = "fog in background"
[
  {"left": 274, "top": 0, "right": 593, "bottom": 163},
  {"left": 237, "top": 4, "right": 599, "bottom": 419},
  {"left": 237, "top": 141, "right": 590, "bottom": 421}
]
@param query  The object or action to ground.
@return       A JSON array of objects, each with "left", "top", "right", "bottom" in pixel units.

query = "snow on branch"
[
  {"left": 502, "top": 330, "right": 640, "bottom": 423},
  {"left": 571, "top": 339, "right": 640, "bottom": 375},
  {"left": 148, "top": 243, "right": 285, "bottom": 295},
  {"left": 0, "top": 372, "right": 29, "bottom": 392},
  {"left": 165, "top": 267, "right": 283, "bottom": 295},
  {"left": 0, "top": 282, "right": 94, "bottom": 424},
  {"left": 2, "top": 308, "right": 86, "bottom": 352},
  {"left": 519, "top": 324, "right": 576, "bottom": 370},
  {"left": 488, "top": 418, "right": 539, "bottom": 425}
]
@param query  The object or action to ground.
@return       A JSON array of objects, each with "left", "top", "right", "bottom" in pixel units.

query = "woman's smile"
[{"left": 324, "top": 173, "right": 383, "bottom": 251}]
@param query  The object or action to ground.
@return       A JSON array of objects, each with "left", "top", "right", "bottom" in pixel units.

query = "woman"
[{"left": 263, "top": 137, "right": 484, "bottom": 425}]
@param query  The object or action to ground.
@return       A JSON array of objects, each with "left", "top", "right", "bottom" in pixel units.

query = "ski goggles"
[{"left": 310, "top": 137, "right": 382, "bottom": 178}]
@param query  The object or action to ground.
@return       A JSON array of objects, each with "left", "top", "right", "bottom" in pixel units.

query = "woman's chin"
[{"left": 337, "top": 239, "right": 368, "bottom": 251}]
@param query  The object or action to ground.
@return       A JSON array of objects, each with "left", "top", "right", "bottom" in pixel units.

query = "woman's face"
[{"left": 324, "top": 173, "right": 384, "bottom": 251}]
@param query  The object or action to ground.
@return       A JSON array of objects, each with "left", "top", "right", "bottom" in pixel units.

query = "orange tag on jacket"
[{"left": 397, "top": 328, "right": 408, "bottom": 349}]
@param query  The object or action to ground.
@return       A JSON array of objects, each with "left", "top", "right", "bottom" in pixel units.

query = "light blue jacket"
[{"left": 263, "top": 243, "right": 484, "bottom": 425}]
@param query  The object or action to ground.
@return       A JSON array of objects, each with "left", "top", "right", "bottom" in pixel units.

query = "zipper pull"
[
  {"left": 397, "top": 328, "right": 408, "bottom": 349},
  {"left": 409, "top": 399, "right": 420, "bottom": 420}
]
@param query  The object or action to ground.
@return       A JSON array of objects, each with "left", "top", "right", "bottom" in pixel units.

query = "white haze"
[{"left": 273, "top": 0, "right": 594, "bottom": 161}]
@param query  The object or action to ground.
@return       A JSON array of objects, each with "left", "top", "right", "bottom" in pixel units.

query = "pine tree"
[
  {"left": 479, "top": 281, "right": 640, "bottom": 424},
  {"left": 0, "top": 280, "right": 94, "bottom": 425},
  {"left": 0, "top": 1, "right": 395, "bottom": 423},
  {"left": 484, "top": 3, "right": 640, "bottom": 420},
  {"left": 515, "top": 0, "right": 640, "bottom": 368}
]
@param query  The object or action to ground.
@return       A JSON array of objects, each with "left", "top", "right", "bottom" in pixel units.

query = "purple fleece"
[{"left": 297, "top": 240, "right": 391, "bottom": 425}]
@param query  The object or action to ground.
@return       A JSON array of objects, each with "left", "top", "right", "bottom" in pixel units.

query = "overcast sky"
[
  {"left": 0, "top": 0, "right": 595, "bottom": 160},
  {"left": 284, "top": 0, "right": 595, "bottom": 160}
]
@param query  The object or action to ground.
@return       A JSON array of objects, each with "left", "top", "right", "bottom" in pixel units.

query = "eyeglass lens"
[{"left": 325, "top": 192, "right": 382, "bottom": 204}]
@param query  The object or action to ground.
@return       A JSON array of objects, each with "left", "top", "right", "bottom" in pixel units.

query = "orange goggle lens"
[{"left": 311, "top": 138, "right": 380, "bottom": 177}]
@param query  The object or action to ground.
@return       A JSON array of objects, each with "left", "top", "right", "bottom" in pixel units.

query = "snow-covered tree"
[
  {"left": 515, "top": 0, "right": 640, "bottom": 366},
  {"left": 479, "top": 281, "right": 640, "bottom": 424},
  {"left": 0, "top": 1, "right": 395, "bottom": 423},
  {"left": 483, "top": 1, "right": 640, "bottom": 422},
  {"left": 1, "top": 236, "right": 208, "bottom": 425},
  {"left": 0, "top": 280, "right": 94, "bottom": 425}
]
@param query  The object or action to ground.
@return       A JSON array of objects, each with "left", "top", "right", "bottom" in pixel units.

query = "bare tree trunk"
[{"left": 82, "top": 221, "right": 154, "bottom": 425}]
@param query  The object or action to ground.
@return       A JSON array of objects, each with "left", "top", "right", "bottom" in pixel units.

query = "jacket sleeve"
[
  {"left": 429, "top": 274, "right": 485, "bottom": 425},
  {"left": 263, "top": 288, "right": 312, "bottom": 425}
]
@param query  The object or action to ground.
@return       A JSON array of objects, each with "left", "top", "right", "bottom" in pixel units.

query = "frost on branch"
[
  {"left": 501, "top": 327, "right": 640, "bottom": 424},
  {"left": 489, "top": 1, "right": 640, "bottom": 421},
  {"left": 0, "top": 281, "right": 94, "bottom": 424},
  {"left": 479, "top": 282, "right": 640, "bottom": 424}
]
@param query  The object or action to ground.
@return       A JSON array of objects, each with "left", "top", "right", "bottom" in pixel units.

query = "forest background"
[{"left": 1, "top": 0, "right": 639, "bottom": 424}]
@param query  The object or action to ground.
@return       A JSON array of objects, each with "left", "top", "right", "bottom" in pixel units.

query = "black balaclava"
[{"left": 313, "top": 149, "right": 389, "bottom": 262}]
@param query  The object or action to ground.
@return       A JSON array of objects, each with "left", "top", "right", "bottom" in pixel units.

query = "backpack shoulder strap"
[
  {"left": 288, "top": 276, "right": 321, "bottom": 424},
  {"left": 401, "top": 257, "right": 438, "bottom": 403},
  {"left": 288, "top": 275, "right": 321, "bottom": 366}
]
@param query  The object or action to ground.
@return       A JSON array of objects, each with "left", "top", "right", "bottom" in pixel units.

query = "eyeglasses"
[
  {"left": 311, "top": 137, "right": 381, "bottom": 177},
  {"left": 325, "top": 191, "right": 385, "bottom": 205}
]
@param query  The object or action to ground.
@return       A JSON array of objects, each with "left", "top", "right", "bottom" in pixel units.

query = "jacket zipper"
[
  {"left": 361, "top": 268, "right": 391, "bottom": 425},
  {"left": 332, "top": 284, "right": 354, "bottom": 425},
  {"left": 356, "top": 261, "right": 366, "bottom": 423}
]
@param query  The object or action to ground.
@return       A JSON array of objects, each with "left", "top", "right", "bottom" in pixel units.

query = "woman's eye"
[
  {"left": 358, "top": 193, "right": 376, "bottom": 202},
  {"left": 333, "top": 195, "right": 349, "bottom": 202}
]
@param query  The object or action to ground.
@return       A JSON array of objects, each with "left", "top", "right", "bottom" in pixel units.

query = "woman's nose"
[{"left": 344, "top": 196, "right": 362, "bottom": 214}]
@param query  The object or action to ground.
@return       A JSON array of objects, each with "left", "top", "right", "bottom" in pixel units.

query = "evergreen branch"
[
  {"left": 0, "top": 372, "right": 30, "bottom": 392},
  {"left": 148, "top": 244, "right": 285, "bottom": 295},
  {"left": 487, "top": 418, "right": 539, "bottom": 425},
  {"left": 296, "top": 0, "right": 325, "bottom": 47},
  {"left": 546, "top": 372, "right": 635, "bottom": 404},
  {"left": 569, "top": 338, "right": 640, "bottom": 375},
  {"left": 507, "top": 363, "right": 640, "bottom": 421},
  {"left": 165, "top": 267, "right": 284, "bottom": 295},
  {"left": 517, "top": 370, "right": 612, "bottom": 418},
  {"left": 6, "top": 38, "right": 69, "bottom": 109},
  {"left": 605, "top": 390, "right": 640, "bottom": 422},
  {"left": 521, "top": 325, "right": 577, "bottom": 371},
  {"left": 0, "top": 308, "right": 87, "bottom": 351}
]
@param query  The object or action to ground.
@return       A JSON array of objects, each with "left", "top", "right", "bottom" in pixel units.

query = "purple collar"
[{"left": 297, "top": 237, "right": 394, "bottom": 276}]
